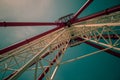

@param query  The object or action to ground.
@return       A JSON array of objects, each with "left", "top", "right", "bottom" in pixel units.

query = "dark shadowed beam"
[
  {"left": 85, "top": 34, "right": 120, "bottom": 39},
  {"left": 4, "top": 71, "right": 18, "bottom": 80},
  {"left": 72, "top": 4, "right": 120, "bottom": 24},
  {"left": 0, "top": 22, "right": 63, "bottom": 27},
  {"left": 74, "top": 37, "right": 120, "bottom": 58},
  {"left": 85, "top": 41, "right": 120, "bottom": 58}
]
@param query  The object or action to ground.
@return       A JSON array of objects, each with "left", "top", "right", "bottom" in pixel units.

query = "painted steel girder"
[
  {"left": 72, "top": 4, "right": 120, "bottom": 24},
  {"left": 71, "top": 0, "right": 93, "bottom": 21},
  {"left": 71, "top": 37, "right": 120, "bottom": 58},
  {"left": 0, "top": 22, "right": 63, "bottom": 27}
]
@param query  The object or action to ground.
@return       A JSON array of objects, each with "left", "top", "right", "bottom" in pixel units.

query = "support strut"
[
  {"left": 77, "top": 37, "right": 120, "bottom": 58},
  {"left": 71, "top": 0, "right": 93, "bottom": 21},
  {"left": 73, "top": 5, "right": 120, "bottom": 23}
]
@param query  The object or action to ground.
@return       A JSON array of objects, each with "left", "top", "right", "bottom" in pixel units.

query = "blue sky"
[{"left": 0, "top": 0, "right": 120, "bottom": 80}]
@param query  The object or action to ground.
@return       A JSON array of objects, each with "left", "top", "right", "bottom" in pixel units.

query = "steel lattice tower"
[{"left": 0, "top": 0, "right": 120, "bottom": 80}]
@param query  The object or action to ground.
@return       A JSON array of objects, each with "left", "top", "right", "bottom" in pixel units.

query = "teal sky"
[{"left": 0, "top": 0, "right": 120, "bottom": 80}]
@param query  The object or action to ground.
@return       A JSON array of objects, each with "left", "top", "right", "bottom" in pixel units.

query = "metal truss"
[
  {"left": 72, "top": 11, "right": 120, "bottom": 50},
  {"left": 0, "top": 26, "right": 71, "bottom": 80},
  {"left": 0, "top": 10, "right": 120, "bottom": 80},
  {"left": 0, "top": 0, "right": 120, "bottom": 80},
  {"left": 64, "top": 11, "right": 120, "bottom": 65}
]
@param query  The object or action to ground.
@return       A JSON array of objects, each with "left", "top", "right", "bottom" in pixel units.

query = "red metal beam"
[
  {"left": 38, "top": 50, "right": 63, "bottom": 80},
  {"left": 4, "top": 71, "right": 18, "bottom": 80},
  {"left": 96, "top": 34, "right": 120, "bottom": 39},
  {"left": 72, "top": 4, "right": 120, "bottom": 24},
  {"left": 85, "top": 41, "right": 120, "bottom": 58},
  {"left": 71, "top": 0, "right": 93, "bottom": 21},
  {"left": 30, "top": 41, "right": 67, "bottom": 67},
  {"left": 0, "top": 26, "right": 63, "bottom": 55},
  {"left": 0, "top": 22, "right": 63, "bottom": 27},
  {"left": 38, "top": 67, "right": 50, "bottom": 80},
  {"left": 69, "top": 34, "right": 120, "bottom": 47},
  {"left": 74, "top": 37, "right": 120, "bottom": 58},
  {"left": 83, "top": 34, "right": 120, "bottom": 39}
]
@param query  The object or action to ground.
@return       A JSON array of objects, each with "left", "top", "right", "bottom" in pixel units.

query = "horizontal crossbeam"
[{"left": 0, "top": 22, "right": 63, "bottom": 27}]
